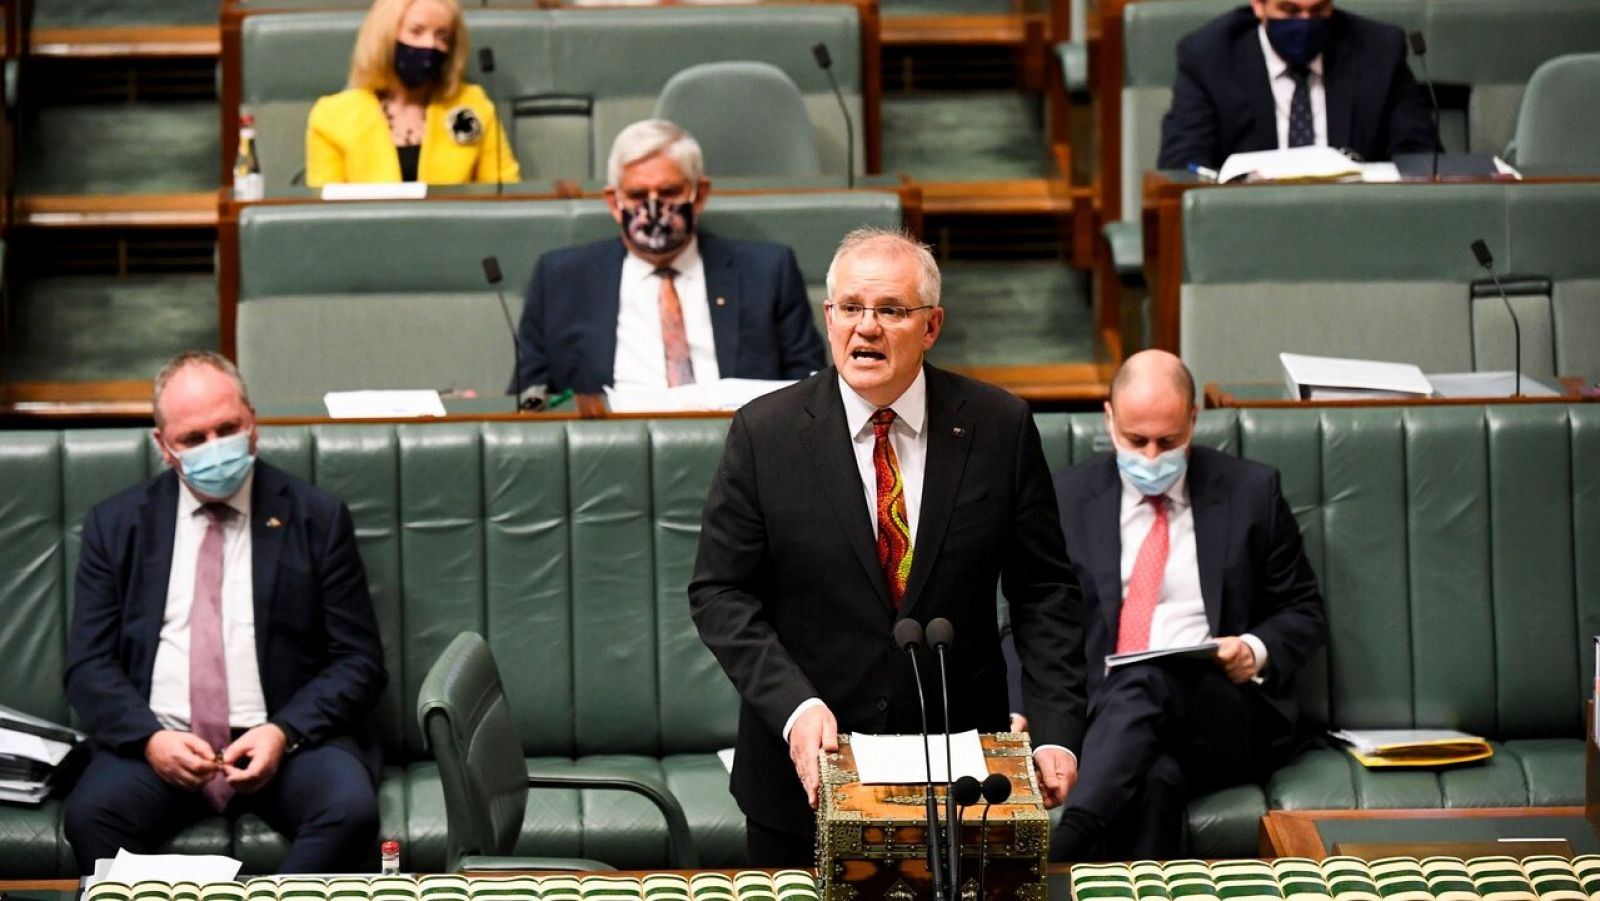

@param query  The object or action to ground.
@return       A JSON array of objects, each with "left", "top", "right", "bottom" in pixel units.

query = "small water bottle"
[
  {"left": 233, "top": 112, "right": 264, "bottom": 202},
  {"left": 380, "top": 839, "right": 401, "bottom": 875}
]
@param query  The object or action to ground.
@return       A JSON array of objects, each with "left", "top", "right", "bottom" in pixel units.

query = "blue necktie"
[{"left": 1288, "top": 65, "right": 1314, "bottom": 147}]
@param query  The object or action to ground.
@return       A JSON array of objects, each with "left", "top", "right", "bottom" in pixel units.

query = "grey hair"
[
  {"left": 606, "top": 119, "right": 704, "bottom": 187},
  {"left": 152, "top": 350, "right": 252, "bottom": 427},
  {"left": 825, "top": 228, "right": 941, "bottom": 308}
]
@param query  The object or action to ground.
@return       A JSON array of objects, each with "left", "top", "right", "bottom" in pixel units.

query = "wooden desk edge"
[
  {"left": 1205, "top": 379, "right": 1590, "bottom": 409},
  {"left": 1259, "top": 806, "right": 1589, "bottom": 860}
]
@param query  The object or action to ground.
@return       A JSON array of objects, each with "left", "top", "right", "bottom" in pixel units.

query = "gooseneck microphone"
[
  {"left": 483, "top": 256, "right": 529, "bottom": 412},
  {"left": 1470, "top": 239, "right": 1522, "bottom": 397},
  {"left": 949, "top": 775, "right": 981, "bottom": 892},
  {"left": 1407, "top": 31, "right": 1442, "bottom": 182},
  {"left": 926, "top": 617, "right": 959, "bottom": 893},
  {"left": 977, "top": 773, "right": 1012, "bottom": 901},
  {"left": 893, "top": 618, "right": 947, "bottom": 901},
  {"left": 478, "top": 48, "right": 505, "bottom": 196},
  {"left": 811, "top": 42, "right": 856, "bottom": 189}
]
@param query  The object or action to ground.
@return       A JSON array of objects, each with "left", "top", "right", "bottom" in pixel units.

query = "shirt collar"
[
  {"left": 1116, "top": 461, "right": 1190, "bottom": 511},
  {"left": 1257, "top": 23, "right": 1325, "bottom": 79},
  {"left": 622, "top": 236, "right": 703, "bottom": 283},
  {"left": 839, "top": 368, "right": 928, "bottom": 439},
  {"left": 178, "top": 469, "right": 254, "bottom": 521}
]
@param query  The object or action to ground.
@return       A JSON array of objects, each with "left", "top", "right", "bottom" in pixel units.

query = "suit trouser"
[
  {"left": 1056, "top": 659, "right": 1290, "bottom": 861},
  {"left": 64, "top": 743, "right": 380, "bottom": 874}
]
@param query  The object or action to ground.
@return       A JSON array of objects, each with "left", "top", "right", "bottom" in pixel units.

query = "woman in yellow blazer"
[{"left": 306, "top": 0, "right": 520, "bottom": 186}]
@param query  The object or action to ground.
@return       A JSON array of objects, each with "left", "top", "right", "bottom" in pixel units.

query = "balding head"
[{"left": 1105, "top": 350, "right": 1197, "bottom": 460}]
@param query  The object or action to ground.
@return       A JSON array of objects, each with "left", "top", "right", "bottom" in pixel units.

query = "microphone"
[
  {"left": 483, "top": 256, "right": 532, "bottom": 412},
  {"left": 950, "top": 775, "right": 981, "bottom": 891},
  {"left": 1470, "top": 239, "right": 1522, "bottom": 397},
  {"left": 977, "top": 773, "right": 1012, "bottom": 901},
  {"left": 926, "top": 617, "right": 959, "bottom": 893},
  {"left": 893, "top": 618, "right": 947, "bottom": 901},
  {"left": 478, "top": 47, "right": 505, "bottom": 197},
  {"left": 811, "top": 42, "right": 855, "bottom": 189},
  {"left": 1406, "top": 31, "right": 1442, "bottom": 182}
]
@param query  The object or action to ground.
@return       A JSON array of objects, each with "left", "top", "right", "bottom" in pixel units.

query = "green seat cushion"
[
  {"left": 1185, "top": 783, "right": 1266, "bottom": 859},
  {"left": 1268, "top": 741, "right": 1584, "bottom": 812}
]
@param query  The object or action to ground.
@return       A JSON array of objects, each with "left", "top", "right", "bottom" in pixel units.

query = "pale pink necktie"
[
  {"left": 657, "top": 267, "right": 696, "bottom": 387},
  {"left": 190, "top": 502, "right": 235, "bottom": 812},
  {"left": 1115, "top": 495, "right": 1169, "bottom": 654}
]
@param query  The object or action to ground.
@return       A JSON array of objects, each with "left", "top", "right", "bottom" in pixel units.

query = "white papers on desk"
[
  {"left": 323, "top": 390, "right": 448, "bottom": 419},
  {"left": 850, "top": 730, "right": 988, "bottom": 784},
  {"left": 1426, "top": 371, "right": 1559, "bottom": 398},
  {"left": 1218, "top": 146, "right": 1362, "bottom": 184},
  {"left": 319, "top": 182, "right": 428, "bottom": 201},
  {"left": 1280, "top": 353, "right": 1434, "bottom": 400},
  {"left": 604, "top": 378, "right": 796, "bottom": 413},
  {"left": 91, "top": 850, "right": 242, "bottom": 886}
]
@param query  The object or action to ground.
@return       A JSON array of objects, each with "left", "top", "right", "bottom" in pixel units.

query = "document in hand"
[
  {"left": 1104, "top": 642, "right": 1219, "bottom": 674},
  {"left": 1328, "top": 729, "right": 1493, "bottom": 768}
]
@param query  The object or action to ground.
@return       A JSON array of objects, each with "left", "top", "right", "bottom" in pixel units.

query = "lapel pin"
[
  {"left": 952, "top": 427, "right": 966, "bottom": 438},
  {"left": 266, "top": 516, "right": 282, "bottom": 529},
  {"left": 715, "top": 296, "right": 727, "bottom": 307}
]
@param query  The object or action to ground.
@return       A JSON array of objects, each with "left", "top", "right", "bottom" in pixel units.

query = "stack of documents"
[
  {"left": 1218, "top": 147, "right": 1363, "bottom": 184},
  {"left": 1281, "top": 353, "right": 1434, "bottom": 401},
  {"left": 0, "top": 703, "right": 86, "bottom": 804},
  {"left": 1329, "top": 728, "right": 1493, "bottom": 768}
]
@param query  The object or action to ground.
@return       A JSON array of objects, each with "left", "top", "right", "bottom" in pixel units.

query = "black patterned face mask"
[
  {"left": 393, "top": 42, "right": 446, "bottom": 89},
  {"left": 621, "top": 196, "right": 696, "bottom": 256}
]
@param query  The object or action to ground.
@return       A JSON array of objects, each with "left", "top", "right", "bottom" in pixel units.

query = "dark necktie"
[
  {"left": 871, "top": 409, "right": 914, "bottom": 608},
  {"left": 656, "top": 267, "right": 695, "bottom": 387},
  {"left": 1288, "top": 65, "right": 1315, "bottom": 148},
  {"left": 190, "top": 502, "right": 235, "bottom": 812},
  {"left": 1115, "top": 495, "right": 1169, "bottom": 653}
]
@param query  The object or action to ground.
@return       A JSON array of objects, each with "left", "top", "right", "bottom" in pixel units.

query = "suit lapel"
[
  {"left": 137, "top": 472, "right": 181, "bottom": 685},
  {"left": 1239, "top": 30, "right": 1279, "bottom": 152},
  {"left": 1085, "top": 459, "right": 1127, "bottom": 641},
  {"left": 250, "top": 465, "right": 291, "bottom": 667},
  {"left": 799, "top": 372, "right": 892, "bottom": 612},
  {"left": 591, "top": 241, "right": 627, "bottom": 390},
  {"left": 899, "top": 368, "right": 974, "bottom": 615},
  {"left": 1188, "top": 450, "right": 1230, "bottom": 634},
  {"left": 700, "top": 233, "right": 741, "bottom": 375},
  {"left": 1323, "top": 33, "right": 1355, "bottom": 151}
]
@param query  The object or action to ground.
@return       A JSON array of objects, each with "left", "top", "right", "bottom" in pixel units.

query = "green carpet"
[
  {"left": 18, "top": 102, "right": 220, "bottom": 195},
  {"left": 927, "top": 259, "right": 1093, "bottom": 367},
  {"left": 882, "top": 91, "right": 1049, "bottom": 181},
  {"left": 32, "top": 0, "right": 221, "bottom": 28},
  {"left": 4, "top": 274, "right": 218, "bottom": 382}
]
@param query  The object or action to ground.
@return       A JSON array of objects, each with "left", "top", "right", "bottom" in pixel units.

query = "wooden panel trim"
[
  {"left": 1260, "top": 808, "right": 1588, "bottom": 860},
  {"left": 29, "top": 26, "right": 220, "bottom": 58},
  {"left": 16, "top": 193, "right": 219, "bottom": 228}
]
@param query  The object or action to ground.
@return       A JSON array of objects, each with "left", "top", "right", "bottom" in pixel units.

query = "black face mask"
[
  {"left": 1265, "top": 17, "right": 1330, "bottom": 68},
  {"left": 620, "top": 196, "right": 696, "bottom": 256},
  {"left": 393, "top": 41, "right": 447, "bottom": 89}
]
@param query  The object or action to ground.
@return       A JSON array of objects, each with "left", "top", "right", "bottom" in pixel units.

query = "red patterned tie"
[
  {"left": 190, "top": 502, "right": 235, "bottom": 812},
  {"left": 657, "top": 267, "right": 696, "bottom": 387},
  {"left": 872, "top": 409, "right": 914, "bottom": 607},
  {"left": 1115, "top": 495, "right": 1169, "bottom": 653}
]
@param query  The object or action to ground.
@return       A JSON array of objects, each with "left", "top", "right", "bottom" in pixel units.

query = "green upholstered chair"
[
  {"left": 1510, "top": 53, "right": 1600, "bottom": 173},
  {"left": 653, "top": 62, "right": 823, "bottom": 178},
  {"left": 418, "top": 632, "right": 697, "bottom": 872}
]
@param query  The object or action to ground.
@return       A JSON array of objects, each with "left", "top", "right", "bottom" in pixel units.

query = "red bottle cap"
[{"left": 381, "top": 840, "right": 400, "bottom": 854}]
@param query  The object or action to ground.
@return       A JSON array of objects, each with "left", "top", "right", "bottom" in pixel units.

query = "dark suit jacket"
[
  {"left": 1156, "top": 6, "right": 1440, "bottom": 170},
  {"left": 1053, "top": 447, "right": 1325, "bottom": 726},
  {"left": 690, "top": 365, "right": 1087, "bottom": 834},
  {"left": 64, "top": 462, "right": 388, "bottom": 781},
  {"left": 513, "top": 231, "right": 827, "bottom": 396}
]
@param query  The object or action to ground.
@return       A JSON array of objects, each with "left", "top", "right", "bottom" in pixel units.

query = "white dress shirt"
[
  {"left": 1117, "top": 466, "right": 1269, "bottom": 673},
  {"left": 148, "top": 472, "right": 269, "bottom": 732},
  {"left": 1258, "top": 25, "right": 1328, "bottom": 150},
  {"left": 612, "top": 238, "right": 720, "bottom": 391}
]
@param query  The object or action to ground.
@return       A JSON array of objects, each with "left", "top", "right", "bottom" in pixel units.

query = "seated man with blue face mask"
[
  {"left": 1156, "top": 0, "right": 1440, "bottom": 170},
  {"left": 1046, "top": 350, "right": 1326, "bottom": 861},
  {"left": 63, "top": 350, "right": 387, "bottom": 874}
]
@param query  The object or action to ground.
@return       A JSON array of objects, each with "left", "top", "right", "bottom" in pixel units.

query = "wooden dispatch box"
[{"left": 816, "top": 732, "right": 1049, "bottom": 901}]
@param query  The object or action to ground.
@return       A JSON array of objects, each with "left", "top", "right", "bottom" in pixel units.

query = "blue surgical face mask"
[
  {"left": 171, "top": 432, "right": 256, "bottom": 500},
  {"left": 393, "top": 41, "right": 447, "bottom": 89},
  {"left": 1115, "top": 445, "right": 1188, "bottom": 497},
  {"left": 1265, "top": 16, "right": 1330, "bottom": 68}
]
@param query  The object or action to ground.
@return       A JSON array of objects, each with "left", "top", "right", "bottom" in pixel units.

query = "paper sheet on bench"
[
  {"left": 101, "top": 849, "right": 241, "bottom": 884},
  {"left": 851, "top": 730, "right": 988, "bottom": 784},
  {"left": 324, "top": 390, "right": 447, "bottom": 419}
]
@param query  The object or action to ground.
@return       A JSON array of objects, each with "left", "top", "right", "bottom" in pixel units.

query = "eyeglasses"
[
  {"left": 619, "top": 183, "right": 694, "bottom": 206},
  {"left": 826, "top": 302, "right": 936, "bottom": 324}
]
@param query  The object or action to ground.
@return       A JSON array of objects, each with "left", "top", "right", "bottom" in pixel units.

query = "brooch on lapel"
[
  {"left": 446, "top": 106, "right": 483, "bottom": 145},
  {"left": 265, "top": 517, "right": 282, "bottom": 529},
  {"left": 952, "top": 427, "right": 966, "bottom": 438}
]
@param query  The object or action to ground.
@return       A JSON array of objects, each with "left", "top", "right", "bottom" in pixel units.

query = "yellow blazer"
[{"left": 305, "top": 84, "right": 521, "bottom": 187}]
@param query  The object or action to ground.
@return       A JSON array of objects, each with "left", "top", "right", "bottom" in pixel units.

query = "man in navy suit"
[
  {"left": 1156, "top": 0, "right": 1439, "bottom": 170},
  {"left": 64, "top": 351, "right": 387, "bottom": 873},
  {"left": 511, "top": 119, "right": 826, "bottom": 406},
  {"left": 1049, "top": 350, "right": 1325, "bottom": 861}
]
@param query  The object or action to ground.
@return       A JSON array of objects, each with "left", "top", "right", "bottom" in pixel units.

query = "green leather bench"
[
  {"left": 1178, "top": 180, "right": 1600, "bottom": 388},
  {"left": 1100, "top": 0, "right": 1600, "bottom": 282},
  {"left": 228, "top": 5, "right": 869, "bottom": 189},
  {"left": 2, "top": 403, "right": 1596, "bottom": 874},
  {"left": 226, "top": 191, "right": 905, "bottom": 407}
]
